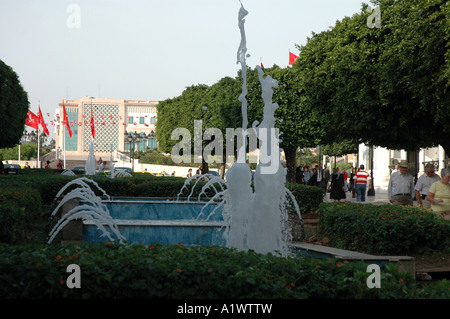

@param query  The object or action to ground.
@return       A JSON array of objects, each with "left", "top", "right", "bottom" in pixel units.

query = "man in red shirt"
[
  {"left": 354, "top": 164, "right": 371, "bottom": 202},
  {"left": 343, "top": 169, "right": 349, "bottom": 191}
]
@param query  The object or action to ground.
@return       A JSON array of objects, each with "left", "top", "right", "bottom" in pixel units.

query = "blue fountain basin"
[
  {"left": 81, "top": 198, "right": 226, "bottom": 246},
  {"left": 101, "top": 199, "right": 223, "bottom": 221},
  {"left": 82, "top": 219, "right": 227, "bottom": 246}
]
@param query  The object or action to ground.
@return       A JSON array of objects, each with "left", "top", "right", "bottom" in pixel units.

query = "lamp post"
[
  {"left": 148, "top": 130, "right": 155, "bottom": 150},
  {"left": 124, "top": 131, "right": 143, "bottom": 172},
  {"left": 368, "top": 145, "right": 375, "bottom": 196}
]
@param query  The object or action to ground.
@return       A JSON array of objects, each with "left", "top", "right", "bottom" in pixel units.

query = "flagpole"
[
  {"left": 37, "top": 101, "right": 40, "bottom": 168},
  {"left": 63, "top": 101, "right": 66, "bottom": 169},
  {"left": 37, "top": 128, "right": 40, "bottom": 168}
]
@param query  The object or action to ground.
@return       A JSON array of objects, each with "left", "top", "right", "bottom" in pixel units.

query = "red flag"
[
  {"left": 62, "top": 100, "right": 73, "bottom": 137},
  {"left": 25, "top": 110, "right": 39, "bottom": 130},
  {"left": 38, "top": 104, "right": 49, "bottom": 135},
  {"left": 289, "top": 51, "right": 299, "bottom": 66},
  {"left": 90, "top": 101, "right": 95, "bottom": 139}
]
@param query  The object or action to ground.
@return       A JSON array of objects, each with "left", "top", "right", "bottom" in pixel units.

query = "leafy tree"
[
  {"left": 0, "top": 142, "right": 37, "bottom": 161},
  {"left": 295, "top": 0, "right": 449, "bottom": 155},
  {"left": 0, "top": 59, "right": 29, "bottom": 148},
  {"left": 245, "top": 66, "right": 324, "bottom": 182}
]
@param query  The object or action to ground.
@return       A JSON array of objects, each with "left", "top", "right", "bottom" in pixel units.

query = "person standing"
[
  {"left": 343, "top": 168, "right": 349, "bottom": 191},
  {"left": 330, "top": 167, "right": 346, "bottom": 201},
  {"left": 391, "top": 164, "right": 399, "bottom": 175},
  {"left": 303, "top": 166, "right": 312, "bottom": 185},
  {"left": 426, "top": 168, "right": 450, "bottom": 219},
  {"left": 349, "top": 167, "right": 356, "bottom": 194},
  {"left": 354, "top": 164, "right": 371, "bottom": 202},
  {"left": 388, "top": 160, "right": 415, "bottom": 206},
  {"left": 318, "top": 164, "right": 330, "bottom": 193},
  {"left": 295, "top": 166, "right": 304, "bottom": 184},
  {"left": 415, "top": 164, "right": 441, "bottom": 209}
]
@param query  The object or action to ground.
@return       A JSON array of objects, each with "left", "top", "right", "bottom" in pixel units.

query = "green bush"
[
  {"left": 0, "top": 242, "right": 447, "bottom": 299},
  {"left": 318, "top": 202, "right": 450, "bottom": 255},
  {"left": 286, "top": 183, "right": 324, "bottom": 214},
  {"left": 0, "top": 203, "right": 27, "bottom": 244},
  {"left": 0, "top": 187, "right": 42, "bottom": 244},
  {"left": 0, "top": 187, "right": 42, "bottom": 219}
]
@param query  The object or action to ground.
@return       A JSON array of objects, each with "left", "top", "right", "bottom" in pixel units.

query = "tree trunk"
[
  {"left": 220, "top": 149, "right": 227, "bottom": 179},
  {"left": 201, "top": 157, "right": 209, "bottom": 174},
  {"left": 284, "top": 145, "right": 297, "bottom": 183}
]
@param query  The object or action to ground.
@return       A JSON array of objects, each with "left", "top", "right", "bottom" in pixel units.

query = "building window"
[
  {"left": 151, "top": 117, "right": 156, "bottom": 124},
  {"left": 128, "top": 117, "right": 133, "bottom": 124},
  {"left": 139, "top": 117, "right": 145, "bottom": 124}
]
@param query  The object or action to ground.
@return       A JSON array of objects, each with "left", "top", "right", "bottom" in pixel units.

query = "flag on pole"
[
  {"left": 25, "top": 110, "right": 39, "bottom": 130},
  {"left": 38, "top": 104, "right": 49, "bottom": 135},
  {"left": 289, "top": 51, "right": 299, "bottom": 66},
  {"left": 260, "top": 57, "right": 264, "bottom": 69},
  {"left": 62, "top": 100, "right": 73, "bottom": 137},
  {"left": 90, "top": 100, "right": 95, "bottom": 139}
]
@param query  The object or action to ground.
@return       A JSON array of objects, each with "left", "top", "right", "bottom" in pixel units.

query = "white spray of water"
[
  {"left": 85, "top": 141, "right": 97, "bottom": 176},
  {"left": 47, "top": 177, "right": 125, "bottom": 244},
  {"left": 178, "top": 3, "right": 303, "bottom": 256}
]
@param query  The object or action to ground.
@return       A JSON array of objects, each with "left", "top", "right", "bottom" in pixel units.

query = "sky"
[{"left": 0, "top": 0, "right": 368, "bottom": 140}]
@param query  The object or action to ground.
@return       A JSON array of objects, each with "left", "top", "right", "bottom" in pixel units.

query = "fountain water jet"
[
  {"left": 85, "top": 141, "right": 97, "bottom": 176},
  {"left": 178, "top": 3, "right": 303, "bottom": 256},
  {"left": 47, "top": 177, "right": 125, "bottom": 244}
]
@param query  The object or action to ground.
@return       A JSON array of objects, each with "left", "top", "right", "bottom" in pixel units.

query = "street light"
[
  {"left": 368, "top": 145, "right": 375, "bottom": 196},
  {"left": 148, "top": 130, "right": 155, "bottom": 150},
  {"left": 124, "top": 131, "right": 144, "bottom": 172}
]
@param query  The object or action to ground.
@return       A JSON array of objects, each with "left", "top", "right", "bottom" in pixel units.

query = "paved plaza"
[{"left": 322, "top": 190, "right": 391, "bottom": 205}]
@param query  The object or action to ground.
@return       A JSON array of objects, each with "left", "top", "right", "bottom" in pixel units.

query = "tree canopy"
[
  {"left": 0, "top": 59, "right": 29, "bottom": 149},
  {"left": 294, "top": 0, "right": 449, "bottom": 154}
]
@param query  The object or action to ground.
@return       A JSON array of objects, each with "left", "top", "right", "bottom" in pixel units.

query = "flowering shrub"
[
  {"left": 0, "top": 242, "right": 448, "bottom": 299},
  {"left": 0, "top": 187, "right": 42, "bottom": 218},
  {"left": 318, "top": 202, "right": 450, "bottom": 255},
  {"left": 286, "top": 183, "right": 324, "bottom": 214},
  {"left": 0, "top": 187, "right": 42, "bottom": 244}
]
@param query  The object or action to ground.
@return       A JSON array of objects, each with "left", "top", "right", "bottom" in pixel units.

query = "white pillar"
[{"left": 438, "top": 145, "right": 445, "bottom": 172}]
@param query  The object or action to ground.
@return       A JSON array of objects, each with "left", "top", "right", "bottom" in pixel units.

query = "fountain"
[
  {"left": 48, "top": 2, "right": 302, "bottom": 257},
  {"left": 174, "top": 3, "right": 303, "bottom": 256},
  {"left": 47, "top": 177, "right": 125, "bottom": 244},
  {"left": 85, "top": 141, "right": 97, "bottom": 176}
]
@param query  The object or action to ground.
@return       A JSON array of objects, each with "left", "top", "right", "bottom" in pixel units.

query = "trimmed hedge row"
[
  {"left": 0, "top": 187, "right": 42, "bottom": 244},
  {"left": 0, "top": 171, "right": 324, "bottom": 209},
  {"left": 0, "top": 172, "right": 324, "bottom": 245},
  {"left": 318, "top": 202, "right": 450, "bottom": 255},
  {"left": 1, "top": 242, "right": 448, "bottom": 299}
]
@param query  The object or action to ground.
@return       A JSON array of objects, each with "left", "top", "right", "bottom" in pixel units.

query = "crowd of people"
[
  {"left": 296, "top": 164, "right": 361, "bottom": 202},
  {"left": 388, "top": 160, "right": 450, "bottom": 219},
  {"left": 294, "top": 160, "right": 449, "bottom": 219},
  {"left": 296, "top": 160, "right": 450, "bottom": 219}
]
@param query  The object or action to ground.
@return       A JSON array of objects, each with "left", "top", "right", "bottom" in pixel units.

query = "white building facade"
[
  {"left": 358, "top": 144, "right": 448, "bottom": 193},
  {"left": 55, "top": 97, "right": 158, "bottom": 160}
]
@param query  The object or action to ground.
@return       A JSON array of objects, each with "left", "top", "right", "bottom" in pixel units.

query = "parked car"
[
  {"left": 3, "top": 164, "right": 21, "bottom": 175},
  {"left": 113, "top": 167, "right": 134, "bottom": 173},
  {"left": 152, "top": 172, "right": 169, "bottom": 177},
  {"left": 208, "top": 170, "right": 219, "bottom": 177}
]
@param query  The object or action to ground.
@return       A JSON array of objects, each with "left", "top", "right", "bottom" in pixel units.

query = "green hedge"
[
  {"left": 0, "top": 242, "right": 448, "bottom": 299},
  {"left": 286, "top": 183, "right": 324, "bottom": 214},
  {"left": 0, "top": 187, "right": 42, "bottom": 244},
  {"left": 0, "top": 173, "right": 324, "bottom": 213},
  {"left": 318, "top": 202, "right": 450, "bottom": 255}
]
